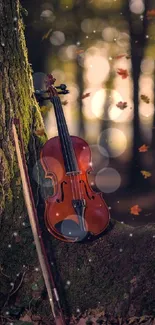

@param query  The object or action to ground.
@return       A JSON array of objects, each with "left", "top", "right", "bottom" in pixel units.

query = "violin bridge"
[{"left": 72, "top": 199, "right": 86, "bottom": 232}]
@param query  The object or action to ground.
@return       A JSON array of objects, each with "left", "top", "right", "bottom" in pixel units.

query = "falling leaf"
[
  {"left": 115, "top": 54, "right": 126, "bottom": 59},
  {"left": 147, "top": 9, "right": 155, "bottom": 19},
  {"left": 34, "top": 129, "right": 45, "bottom": 136},
  {"left": 117, "top": 68, "right": 129, "bottom": 79},
  {"left": 82, "top": 92, "right": 90, "bottom": 99},
  {"left": 76, "top": 49, "right": 84, "bottom": 55},
  {"left": 62, "top": 100, "right": 68, "bottom": 105},
  {"left": 42, "top": 28, "right": 53, "bottom": 41},
  {"left": 116, "top": 101, "right": 128, "bottom": 110},
  {"left": 130, "top": 205, "right": 142, "bottom": 215},
  {"left": 138, "top": 144, "right": 149, "bottom": 152},
  {"left": 140, "top": 94, "right": 150, "bottom": 104},
  {"left": 140, "top": 170, "right": 152, "bottom": 179}
]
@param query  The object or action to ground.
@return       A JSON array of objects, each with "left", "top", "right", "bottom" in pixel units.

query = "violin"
[{"left": 35, "top": 74, "right": 110, "bottom": 242}]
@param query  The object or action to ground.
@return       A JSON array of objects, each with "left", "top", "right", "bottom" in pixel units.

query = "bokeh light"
[
  {"left": 81, "top": 19, "right": 93, "bottom": 34},
  {"left": 141, "top": 57, "right": 155, "bottom": 75},
  {"left": 102, "top": 27, "right": 119, "bottom": 42},
  {"left": 95, "top": 168, "right": 121, "bottom": 193},
  {"left": 85, "top": 55, "right": 110, "bottom": 85},
  {"left": 50, "top": 31, "right": 65, "bottom": 46},
  {"left": 129, "top": 0, "right": 145, "bottom": 14},
  {"left": 98, "top": 128, "right": 127, "bottom": 157},
  {"left": 40, "top": 10, "right": 55, "bottom": 22},
  {"left": 116, "top": 32, "right": 130, "bottom": 49}
]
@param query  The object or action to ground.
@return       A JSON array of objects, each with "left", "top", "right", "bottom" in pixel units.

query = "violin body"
[
  {"left": 36, "top": 74, "right": 110, "bottom": 242},
  {"left": 41, "top": 135, "right": 110, "bottom": 242}
]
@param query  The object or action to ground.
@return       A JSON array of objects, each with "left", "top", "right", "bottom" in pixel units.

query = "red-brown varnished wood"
[{"left": 40, "top": 136, "right": 110, "bottom": 242}]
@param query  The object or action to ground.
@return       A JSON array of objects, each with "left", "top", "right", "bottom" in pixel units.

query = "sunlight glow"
[
  {"left": 141, "top": 57, "right": 155, "bottom": 75},
  {"left": 98, "top": 128, "right": 127, "bottom": 157},
  {"left": 85, "top": 55, "right": 110, "bottom": 85},
  {"left": 102, "top": 27, "right": 119, "bottom": 42}
]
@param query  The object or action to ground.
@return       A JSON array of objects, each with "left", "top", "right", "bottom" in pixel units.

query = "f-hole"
[
  {"left": 79, "top": 180, "right": 95, "bottom": 200},
  {"left": 56, "top": 181, "right": 67, "bottom": 203}
]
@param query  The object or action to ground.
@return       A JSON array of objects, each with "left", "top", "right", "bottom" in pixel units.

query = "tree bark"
[{"left": 0, "top": 0, "right": 47, "bottom": 320}]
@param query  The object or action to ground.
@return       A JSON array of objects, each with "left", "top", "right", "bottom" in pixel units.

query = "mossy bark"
[{"left": 0, "top": 0, "right": 47, "bottom": 319}]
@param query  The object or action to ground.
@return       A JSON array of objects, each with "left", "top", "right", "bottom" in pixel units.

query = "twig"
[
  {"left": 9, "top": 270, "right": 26, "bottom": 297},
  {"left": 0, "top": 265, "right": 10, "bottom": 279},
  {"left": 3, "top": 270, "right": 27, "bottom": 308}
]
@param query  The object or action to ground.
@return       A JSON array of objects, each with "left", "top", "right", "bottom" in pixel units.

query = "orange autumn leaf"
[
  {"left": 34, "top": 129, "right": 45, "bottom": 136},
  {"left": 147, "top": 9, "right": 155, "bottom": 18},
  {"left": 140, "top": 170, "right": 152, "bottom": 179},
  {"left": 138, "top": 144, "right": 149, "bottom": 152},
  {"left": 117, "top": 68, "right": 129, "bottom": 79},
  {"left": 42, "top": 28, "right": 53, "bottom": 41},
  {"left": 130, "top": 205, "right": 142, "bottom": 216},
  {"left": 76, "top": 49, "right": 84, "bottom": 55},
  {"left": 116, "top": 101, "right": 128, "bottom": 110},
  {"left": 61, "top": 100, "right": 68, "bottom": 105},
  {"left": 82, "top": 92, "right": 90, "bottom": 99},
  {"left": 140, "top": 94, "right": 150, "bottom": 104},
  {"left": 115, "top": 54, "right": 126, "bottom": 59}
]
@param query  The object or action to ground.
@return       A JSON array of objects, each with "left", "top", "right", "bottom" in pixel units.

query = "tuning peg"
[
  {"left": 58, "top": 90, "right": 69, "bottom": 95},
  {"left": 55, "top": 84, "right": 67, "bottom": 91}
]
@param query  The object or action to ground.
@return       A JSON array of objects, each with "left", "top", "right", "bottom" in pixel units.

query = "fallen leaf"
[
  {"left": 140, "top": 94, "right": 150, "bottom": 104},
  {"left": 116, "top": 101, "right": 128, "bottom": 110},
  {"left": 138, "top": 144, "right": 149, "bottom": 152},
  {"left": 128, "top": 316, "right": 139, "bottom": 324},
  {"left": 34, "top": 129, "right": 45, "bottom": 136},
  {"left": 19, "top": 313, "right": 32, "bottom": 322},
  {"left": 42, "top": 28, "right": 53, "bottom": 41},
  {"left": 82, "top": 92, "right": 90, "bottom": 99},
  {"left": 140, "top": 170, "right": 152, "bottom": 179},
  {"left": 130, "top": 276, "right": 137, "bottom": 284},
  {"left": 117, "top": 68, "right": 129, "bottom": 79},
  {"left": 139, "top": 315, "right": 150, "bottom": 323},
  {"left": 130, "top": 205, "right": 142, "bottom": 215}
]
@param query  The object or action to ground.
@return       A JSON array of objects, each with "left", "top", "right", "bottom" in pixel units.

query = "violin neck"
[{"left": 52, "top": 96, "right": 79, "bottom": 173}]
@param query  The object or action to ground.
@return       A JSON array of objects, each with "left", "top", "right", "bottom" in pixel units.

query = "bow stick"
[{"left": 12, "top": 118, "right": 66, "bottom": 325}]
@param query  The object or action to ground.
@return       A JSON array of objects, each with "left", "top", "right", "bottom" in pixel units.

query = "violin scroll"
[{"left": 34, "top": 74, "right": 69, "bottom": 104}]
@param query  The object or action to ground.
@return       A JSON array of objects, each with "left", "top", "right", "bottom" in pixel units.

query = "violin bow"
[{"left": 12, "top": 118, "right": 66, "bottom": 325}]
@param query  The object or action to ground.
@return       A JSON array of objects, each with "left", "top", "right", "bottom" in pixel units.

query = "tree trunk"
[
  {"left": 0, "top": 0, "right": 47, "bottom": 320},
  {"left": 1, "top": 0, "right": 155, "bottom": 323},
  {"left": 125, "top": 0, "right": 149, "bottom": 190}
]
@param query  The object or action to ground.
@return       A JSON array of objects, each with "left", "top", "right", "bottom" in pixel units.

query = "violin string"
[
  {"left": 56, "top": 96, "right": 83, "bottom": 201},
  {"left": 56, "top": 96, "right": 84, "bottom": 201},
  {"left": 55, "top": 97, "right": 77, "bottom": 200}
]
